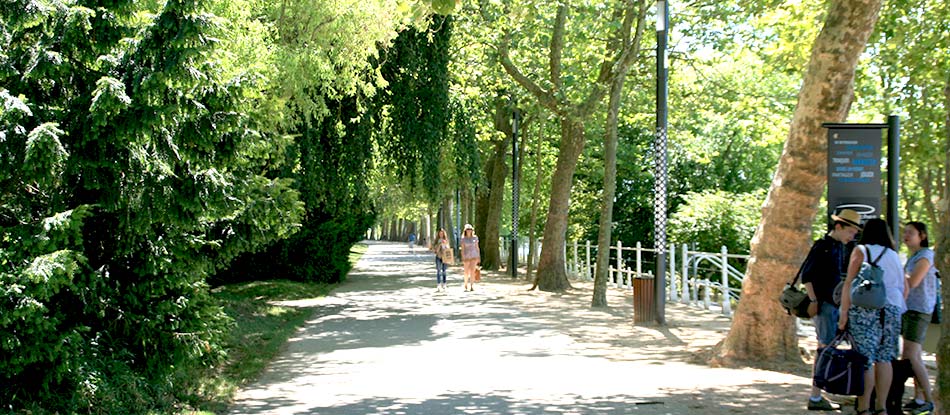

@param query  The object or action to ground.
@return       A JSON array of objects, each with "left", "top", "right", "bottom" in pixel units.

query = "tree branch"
[
  {"left": 550, "top": 2, "right": 567, "bottom": 93},
  {"left": 578, "top": 0, "right": 649, "bottom": 118},
  {"left": 498, "top": 32, "right": 560, "bottom": 113}
]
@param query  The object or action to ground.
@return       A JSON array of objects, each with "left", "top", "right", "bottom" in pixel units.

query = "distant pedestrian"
[
  {"left": 900, "top": 221, "right": 937, "bottom": 414},
  {"left": 431, "top": 229, "right": 452, "bottom": 292},
  {"left": 460, "top": 224, "right": 480, "bottom": 292},
  {"left": 838, "top": 218, "right": 905, "bottom": 415},
  {"left": 802, "top": 209, "right": 861, "bottom": 411},
  {"left": 408, "top": 232, "right": 416, "bottom": 253}
]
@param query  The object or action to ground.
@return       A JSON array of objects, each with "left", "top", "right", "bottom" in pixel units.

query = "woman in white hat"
[{"left": 460, "top": 224, "right": 480, "bottom": 291}]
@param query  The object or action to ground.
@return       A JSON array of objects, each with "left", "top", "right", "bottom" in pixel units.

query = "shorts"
[
  {"left": 902, "top": 310, "right": 931, "bottom": 344},
  {"left": 812, "top": 302, "right": 839, "bottom": 346}
]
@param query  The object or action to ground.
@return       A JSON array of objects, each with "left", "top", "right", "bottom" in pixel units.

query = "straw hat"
[
  {"left": 463, "top": 223, "right": 474, "bottom": 231},
  {"left": 831, "top": 209, "right": 863, "bottom": 230}
]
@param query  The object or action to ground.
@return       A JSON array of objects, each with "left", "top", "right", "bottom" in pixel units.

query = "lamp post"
[
  {"left": 654, "top": 0, "right": 669, "bottom": 325},
  {"left": 511, "top": 102, "right": 521, "bottom": 279}
]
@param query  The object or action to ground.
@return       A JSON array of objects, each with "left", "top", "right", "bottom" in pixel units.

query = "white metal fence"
[{"left": 501, "top": 239, "right": 749, "bottom": 317}]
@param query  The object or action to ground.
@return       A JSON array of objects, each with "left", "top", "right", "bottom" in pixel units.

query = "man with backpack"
[{"left": 802, "top": 208, "right": 862, "bottom": 410}]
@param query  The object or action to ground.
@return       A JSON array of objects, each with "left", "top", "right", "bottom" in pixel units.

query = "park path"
[{"left": 227, "top": 241, "right": 831, "bottom": 415}]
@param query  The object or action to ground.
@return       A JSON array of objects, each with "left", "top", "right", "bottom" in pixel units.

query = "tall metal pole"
[
  {"left": 511, "top": 104, "right": 521, "bottom": 279},
  {"left": 654, "top": 0, "right": 669, "bottom": 325},
  {"left": 456, "top": 188, "right": 461, "bottom": 256},
  {"left": 887, "top": 115, "right": 900, "bottom": 242}
]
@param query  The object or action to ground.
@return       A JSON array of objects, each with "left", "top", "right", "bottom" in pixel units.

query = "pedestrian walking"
[
  {"left": 803, "top": 209, "right": 861, "bottom": 411},
  {"left": 431, "top": 229, "right": 452, "bottom": 292},
  {"left": 900, "top": 221, "right": 937, "bottom": 414},
  {"left": 408, "top": 232, "right": 416, "bottom": 253},
  {"left": 838, "top": 218, "right": 906, "bottom": 415},
  {"left": 460, "top": 224, "right": 480, "bottom": 292}
]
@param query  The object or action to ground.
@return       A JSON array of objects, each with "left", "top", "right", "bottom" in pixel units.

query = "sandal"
[{"left": 871, "top": 410, "right": 885, "bottom": 415}]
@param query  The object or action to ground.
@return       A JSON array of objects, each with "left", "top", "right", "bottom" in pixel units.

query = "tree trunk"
[
  {"left": 498, "top": 0, "right": 646, "bottom": 292},
  {"left": 592, "top": 0, "right": 648, "bottom": 308},
  {"left": 714, "top": 0, "right": 883, "bottom": 365},
  {"left": 534, "top": 118, "right": 585, "bottom": 291},
  {"left": 474, "top": 178, "right": 490, "bottom": 248},
  {"left": 526, "top": 115, "right": 546, "bottom": 281},
  {"left": 920, "top": 169, "right": 939, "bottom": 233},
  {"left": 514, "top": 113, "right": 531, "bottom": 276},
  {"left": 935, "top": 71, "right": 950, "bottom": 414},
  {"left": 482, "top": 137, "right": 509, "bottom": 270},
  {"left": 592, "top": 77, "right": 625, "bottom": 308},
  {"left": 475, "top": 98, "right": 518, "bottom": 270},
  {"left": 445, "top": 196, "right": 456, "bottom": 252}
]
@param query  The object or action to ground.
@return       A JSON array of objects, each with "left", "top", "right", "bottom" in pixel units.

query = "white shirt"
[{"left": 862, "top": 244, "right": 906, "bottom": 313}]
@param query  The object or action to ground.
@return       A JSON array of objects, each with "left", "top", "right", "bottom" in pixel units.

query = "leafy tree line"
[
  {"left": 0, "top": 0, "right": 456, "bottom": 412},
  {"left": 1, "top": 0, "right": 304, "bottom": 410}
]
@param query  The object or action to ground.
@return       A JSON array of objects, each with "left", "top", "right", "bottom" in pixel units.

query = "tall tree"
[
  {"left": 499, "top": 0, "right": 646, "bottom": 292},
  {"left": 476, "top": 97, "right": 514, "bottom": 269},
  {"left": 715, "top": 0, "right": 884, "bottom": 364},
  {"left": 937, "top": 71, "right": 950, "bottom": 413},
  {"left": 525, "top": 113, "right": 549, "bottom": 280},
  {"left": 592, "top": 0, "right": 649, "bottom": 308}
]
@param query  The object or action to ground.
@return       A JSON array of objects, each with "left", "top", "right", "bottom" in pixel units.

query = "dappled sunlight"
[{"left": 230, "top": 242, "right": 827, "bottom": 415}]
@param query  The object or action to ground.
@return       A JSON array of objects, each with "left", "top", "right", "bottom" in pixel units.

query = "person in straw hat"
[
  {"left": 459, "top": 224, "right": 481, "bottom": 292},
  {"left": 802, "top": 208, "right": 862, "bottom": 411}
]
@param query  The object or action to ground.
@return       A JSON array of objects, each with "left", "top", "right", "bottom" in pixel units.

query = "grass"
[{"left": 182, "top": 242, "right": 368, "bottom": 414}]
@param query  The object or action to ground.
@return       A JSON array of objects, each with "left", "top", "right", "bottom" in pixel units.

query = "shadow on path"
[{"left": 229, "top": 241, "right": 830, "bottom": 415}]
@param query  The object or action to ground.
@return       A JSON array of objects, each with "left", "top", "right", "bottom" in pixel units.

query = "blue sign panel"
[{"left": 827, "top": 127, "right": 883, "bottom": 222}]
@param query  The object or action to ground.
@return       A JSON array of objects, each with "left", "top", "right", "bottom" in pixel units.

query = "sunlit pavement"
[{"left": 228, "top": 241, "right": 853, "bottom": 415}]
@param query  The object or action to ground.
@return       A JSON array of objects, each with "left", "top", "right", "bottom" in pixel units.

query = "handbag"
[
  {"left": 780, "top": 285, "right": 811, "bottom": 318},
  {"left": 850, "top": 245, "right": 887, "bottom": 309},
  {"left": 779, "top": 247, "right": 814, "bottom": 318},
  {"left": 474, "top": 268, "right": 481, "bottom": 282},
  {"left": 442, "top": 247, "right": 455, "bottom": 265},
  {"left": 814, "top": 331, "right": 868, "bottom": 396}
]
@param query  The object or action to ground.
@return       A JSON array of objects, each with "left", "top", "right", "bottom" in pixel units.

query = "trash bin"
[{"left": 633, "top": 276, "right": 655, "bottom": 324}]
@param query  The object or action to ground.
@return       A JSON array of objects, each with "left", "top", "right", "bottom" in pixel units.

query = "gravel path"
[{"left": 228, "top": 241, "right": 853, "bottom": 415}]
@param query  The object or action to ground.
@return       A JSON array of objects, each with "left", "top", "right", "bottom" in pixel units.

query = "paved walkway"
[{"left": 228, "top": 241, "right": 836, "bottom": 415}]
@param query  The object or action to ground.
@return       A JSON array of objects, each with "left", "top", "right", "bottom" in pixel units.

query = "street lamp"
[
  {"left": 654, "top": 0, "right": 669, "bottom": 325},
  {"left": 511, "top": 100, "right": 521, "bottom": 279}
]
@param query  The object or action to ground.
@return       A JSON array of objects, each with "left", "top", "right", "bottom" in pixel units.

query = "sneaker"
[
  {"left": 807, "top": 396, "right": 837, "bottom": 411},
  {"left": 904, "top": 400, "right": 925, "bottom": 411},
  {"left": 912, "top": 401, "right": 934, "bottom": 415}
]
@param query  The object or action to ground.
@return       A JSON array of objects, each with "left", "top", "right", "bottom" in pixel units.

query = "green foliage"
[
  {"left": 194, "top": 278, "right": 335, "bottom": 412},
  {"left": 1, "top": 0, "right": 303, "bottom": 411},
  {"left": 450, "top": 99, "right": 482, "bottom": 189},
  {"left": 856, "top": 0, "right": 949, "bottom": 231},
  {"left": 669, "top": 190, "right": 765, "bottom": 255},
  {"left": 223, "top": 96, "right": 376, "bottom": 284},
  {"left": 379, "top": 15, "right": 453, "bottom": 200}
]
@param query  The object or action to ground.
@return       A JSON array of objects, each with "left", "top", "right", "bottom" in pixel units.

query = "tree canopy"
[{"left": 2, "top": 0, "right": 948, "bottom": 411}]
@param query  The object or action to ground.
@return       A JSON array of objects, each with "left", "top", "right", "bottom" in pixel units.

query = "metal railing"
[{"left": 501, "top": 238, "right": 749, "bottom": 317}]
